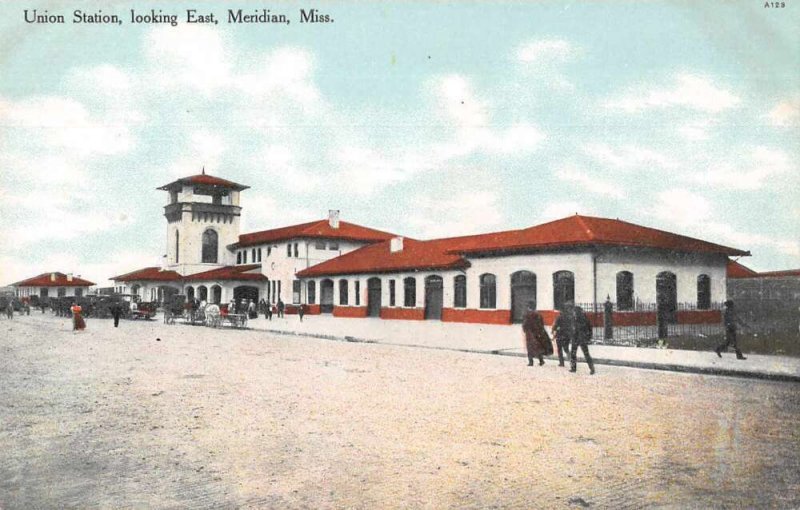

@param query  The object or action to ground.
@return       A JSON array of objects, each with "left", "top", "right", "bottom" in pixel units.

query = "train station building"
[{"left": 111, "top": 171, "right": 749, "bottom": 326}]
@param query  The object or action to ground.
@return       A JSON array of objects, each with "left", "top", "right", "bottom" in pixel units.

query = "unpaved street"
[{"left": 1, "top": 314, "right": 798, "bottom": 509}]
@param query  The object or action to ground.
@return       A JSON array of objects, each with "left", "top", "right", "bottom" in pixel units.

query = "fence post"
[{"left": 604, "top": 296, "right": 613, "bottom": 340}]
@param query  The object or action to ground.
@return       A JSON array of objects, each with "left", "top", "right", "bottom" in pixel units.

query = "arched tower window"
[{"left": 202, "top": 229, "right": 218, "bottom": 263}]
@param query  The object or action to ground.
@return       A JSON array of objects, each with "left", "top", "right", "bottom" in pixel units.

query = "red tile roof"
[
  {"left": 298, "top": 215, "right": 749, "bottom": 277},
  {"left": 235, "top": 219, "right": 395, "bottom": 248},
  {"left": 298, "top": 238, "right": 469, "bottom": 277},
  {"left": 183, "top": 264, "right": 267, "bottom": 282},
  {"left": 447, "top": 215, "right": 749, "bottom": 256},
  {"left": 727, "top": 260, "right": 759, "bottom": 279},
  {"left": 111, "top": 267, "right": 182, "bottom": 282},
  {"left": 13, "top": 272, "right": 95, "bottom": 287},
  {"left": 157, "top": 173, "right": 249, "bottom": 192},
  {"left": 753, "top": 269, "right": 800, "bottom": 278}
]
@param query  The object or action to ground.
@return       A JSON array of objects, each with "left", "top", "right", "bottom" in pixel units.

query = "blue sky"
[{"left": 1, "top": 1, "right": 798, "bottom": 286}]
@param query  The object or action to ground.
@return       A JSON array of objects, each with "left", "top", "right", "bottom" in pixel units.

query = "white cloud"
[
  {"left": 604, "top": 73, "right": 741, "bottom": 113},
  {"left": 677, "top": 119, "right": 715, "bottom": 141},
  {"left": 408, "top": 191, "right": 504, "bottom": 239},
  {"left": 584, "top": 143, "right": 676, "bottom": 170},
  {"left": 515, "top": 38, "right": 579, "bottom": 89},
  {"left": 555, "top": 165, "right": 625, "bottom": 198},
  {"left": 517, "top": 39, "right": 576, "bottom": 64},
  {"left": 767, "top": 97, "right": 800, "bottom": 127},
  {"left": 259, "top": 145, "right": 321, "bottom": 193},
  {"left": 689, "top": 146, "right": 793, "bottom": 190},
  {"left": 539, "top": 201, "right": 591, "bottom": 222},
  {"left": 651, "top": 188, "right": 713, "bottom": 226}
]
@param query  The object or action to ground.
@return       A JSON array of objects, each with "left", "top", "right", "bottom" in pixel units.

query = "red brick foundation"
[
  {"left": 676, "top": 309, "right": 721, "bottom": 324},
  {"left": 380, "top": 307, "right": 425, "bottom": 321},
  {"left": 441, "top": 308, "right": 511, "bottom": 324},
  {"left": 333, "top": 306, "right": 369, "bottom": 318}
]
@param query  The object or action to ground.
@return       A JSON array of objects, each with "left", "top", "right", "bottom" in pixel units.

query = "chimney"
[
  {"left": 67, "top": 274, "right": 73, "bottom": 282},
  {"left": 50, "top": 273, "right": 56, "bottom": 282},
  {"left": 390, "top": 236, "right": 404, "bottom": 253},
  {"left": 328, "top": 209, "right": 340, "bottom": 229}
]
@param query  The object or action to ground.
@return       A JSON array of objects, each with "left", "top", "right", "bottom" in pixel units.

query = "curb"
[{"left": 256, "top": 327, "right": 800, "bottom": 383}]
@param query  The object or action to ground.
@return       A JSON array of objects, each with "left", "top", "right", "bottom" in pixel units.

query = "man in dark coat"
[
  {"left": 554, "top": 301, "right": 595, "bottom": 374},
  {"left": 715, "top": 300, "right": 747, "bottom": 360},
  {"left": 569, "top": 304, "right": 596, "bottom": 374},
  {"left": 277, "top": 299, "right": 285, "bottom": 318},
  {"left": 522, "top": 301, "right": 552, "bottom": 366},
  {"left": 110, "top": 302, "right": 123, "bottom": 328},
  {"left": 551, "top": 305, "right": 574, "bottom": 367}
]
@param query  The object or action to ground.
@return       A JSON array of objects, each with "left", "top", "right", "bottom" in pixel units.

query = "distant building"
[
  {"left": 11, "top": 272, "right": 95, "bottom": 299},
  {"left": 728, "top": 262, "right": 800, "bottom": 334}
]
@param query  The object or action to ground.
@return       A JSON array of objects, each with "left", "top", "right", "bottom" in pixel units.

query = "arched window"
[
  {"left": 616, "top": 271, "right": 634, "bottom": 311},
  {"left": 479, "top": 273, "right": 496, "bottom": 309},
  {"left": 697, "top": 274, "right": 711, "bottom": 310},
  {"left": 553, "top": 270, "right": 575, "bottom": 311},
  {"left": 236, "top": 252, "right": 242, "bottom": 264},
  {"left": 339, "top": 279, "right": 349, "bottom": 305},
  {"left": 454, "top": 275, "right": 467, "bottom": 308},
  {"left": 307, "top": 281, "right": 316, "bottom": 304},
  {"left": 403, "top": 277, "right": 416, "bottom": 307},
  {"left": 202, "top": 229, "right": 218, "bottom": 263},
  {"left": 175, "top": 230, "right": 180, "bottom": 264}
]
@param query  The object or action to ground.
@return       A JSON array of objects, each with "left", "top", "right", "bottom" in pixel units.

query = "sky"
[{"left": 1, "top": 0, "right": 798, "bottom": 287}]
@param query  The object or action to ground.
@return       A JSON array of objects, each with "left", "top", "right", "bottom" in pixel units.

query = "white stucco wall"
[
  {"left": 595, "top": 248, "right": 728, "bottom": 305},
  {"left": 300, "top": 248, "right": 729, "bottom": 311}
]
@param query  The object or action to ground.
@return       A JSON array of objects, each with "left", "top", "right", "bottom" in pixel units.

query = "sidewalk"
[{"left": 245, "top": 314, "right": 800, "bottom": 383}]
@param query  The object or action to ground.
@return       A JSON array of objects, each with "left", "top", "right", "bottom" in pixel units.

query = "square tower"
[{"left": 158, "top": 171, "right": 249, "bottom": 275}]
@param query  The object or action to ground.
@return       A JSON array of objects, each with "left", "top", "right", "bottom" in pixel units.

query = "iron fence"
[{"left": 572, "top": 300, "right": 725, "bottom": 347}]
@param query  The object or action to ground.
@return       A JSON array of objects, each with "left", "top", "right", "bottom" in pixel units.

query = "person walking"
[
  {"left": 111, "top": 302, "right": 123, "bottom": 328},
  {"left": 277, "top": 299, "right": 285, "bottom": 318},
  {"left": 522, "top": 301, "right": 552, "bottom": 366},
  {"left": 569, "top": 304, "right": 595, "bottom": 374},
  {"left": 71, "top": 302, "right": 86, "bottom": 332},
  {"left": 715, "top": 300, "right": 747, "bottom": 360},
  {"left": 5, "top": 300, "right": 13, "bottom": 319},
  {"left": 552, "top": 305, "right": 574, "bottom": 367},
  {"left": 247, "top": 299, "right": 257, "bottom": 319},
  {"left": 298, "top": 304, "right": 305, "bottom": 322}
]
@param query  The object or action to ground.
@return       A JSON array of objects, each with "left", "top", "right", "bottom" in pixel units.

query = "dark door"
[
  {"left": 424, "top": 276, "right": 444, "bottom": 320},
  {"left": 511, "top": 271, "right": 537, "bottom": 323},
  {"left": 320, "top": 279, "right": 334, "bottom": 313},
  {"left": 367, "top": 278, "right": 382, "bottom": 317},
  {"left": 233, "top": 285, "right": 259, "bottom": 303}
]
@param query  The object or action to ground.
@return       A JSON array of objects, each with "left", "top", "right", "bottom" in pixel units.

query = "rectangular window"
[
  {"left": 237, "top": 252, "right": 242, "bottom": 264},
  {"left": 355, "top": 281, "right": 360, "bottom": 306},
  {"left": 404, "top": 277, "right": 416, "bottom": 307},
  {"left": 258, "top": 248, "right": 262, "bottom": 262},
  {"left": 454, "top": 275, "right": 467, "bottom": 308},
  {"left": 389, "top": 280, "right": 396, "bottom": 306},
  {"left": 339, "top": 280, "right": 349, "bottom": 305},
  {"left": 294, "top": 243, "right": 299, "bottom": 257},
  {"left": 243, "top": 250, "right": 248, "bottom": 264},
  {"left": 287, "top": 244, "right": 292, "bottom": 257},
  {"left": 267, "top": 247, "right": 272, "bottom": 257},
  {"left": 315, "top": 241, "right": 326, "bottom": 250},
  {"left": 277, "top": 281, "right": 281, "bottom": 300},
  {"left": 329, "top": 242, "right": 339, "bottom": 251},
  {"left": 293, "top": 280, "right": 301, "bottom": 304}
]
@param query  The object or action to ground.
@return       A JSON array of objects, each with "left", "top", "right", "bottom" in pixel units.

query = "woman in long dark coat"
[{"left": 522, "top": 301, "right": 553, "bottom": 366}]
